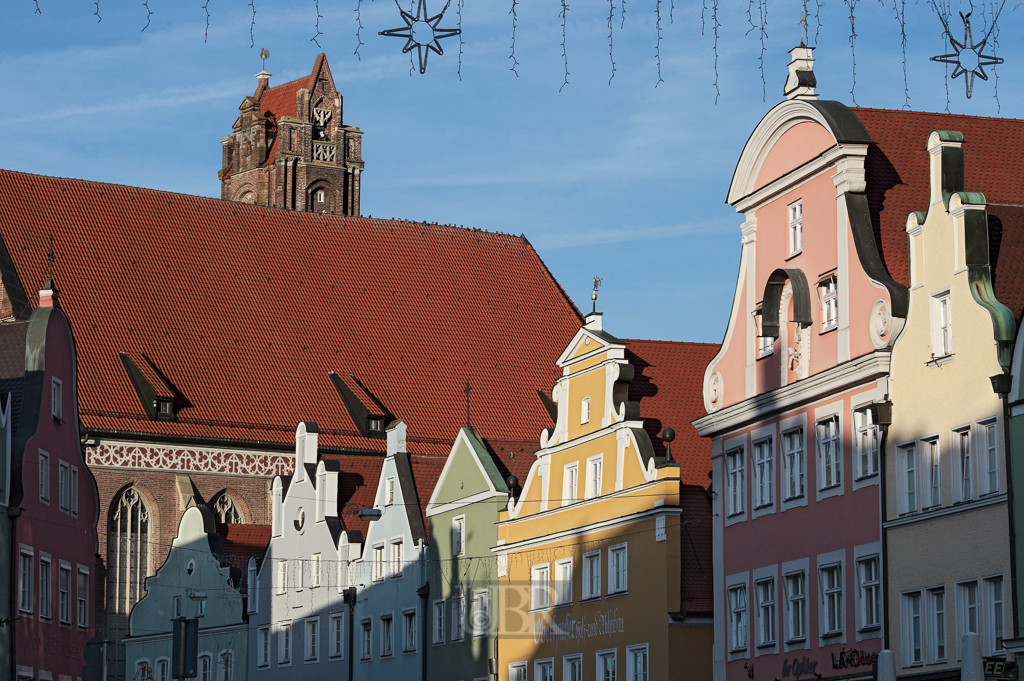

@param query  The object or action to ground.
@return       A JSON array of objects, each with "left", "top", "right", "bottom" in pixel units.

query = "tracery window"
[
  {"left": 107, "top": 488, "right": 151, "bottom": 680},
  {"left": 213, "top": 494, "right": 243, "bottom": 524}
]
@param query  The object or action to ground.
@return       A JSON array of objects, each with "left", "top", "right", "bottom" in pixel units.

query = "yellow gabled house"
[{"left": 495, "top": 312, "right": 714, "bottom": 681}]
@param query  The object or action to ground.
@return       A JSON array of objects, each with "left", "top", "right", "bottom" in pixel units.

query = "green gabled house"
[{"left": 425, "top": 427, "right": 510, "bottom": 681}]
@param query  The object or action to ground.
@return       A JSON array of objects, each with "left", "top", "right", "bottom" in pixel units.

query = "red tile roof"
[
  {"left": 624, "top": 339, "right": 720, "bottom": 487},
  {"left": 215, "top": 522, "right": 272, "bottom": 589},
  {"left": 854, "top": 108, "right": 1024, "bottom": 298},
  {"left": 680, "top": 483, "right": 713, "bottom": 614},
  {"left": 0, "top": 169, "right": 583, "bottom": 462}
]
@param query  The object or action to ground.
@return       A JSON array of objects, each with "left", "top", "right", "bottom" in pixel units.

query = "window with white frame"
[
  {"left": 756, "top": 578, "right": 776, "bottom": 646},
  {"left": 597, "top": 650, "right": 617, "bottom": 681},
  {"left": 372, "top": 543, "right": 385, "bottom": 582},
  {"left": 903, "top": 591, "right": 923, "bottom": 666},
  {"left": 451, "top": 591, "right": 465, "bottom": 640},
  {"left": 509, "top": 662, "right": 527, "bottom": 681},
  {"left": 532, "top": 565, "right": 551, "bottom": 610},
  {"left": 985, "top": 576, "right": 1005, "bottom": 655},
  {"left": 391, "top": 540, "right": 404, "bottom": 579},
  {"left": 199, "top": 654, "right": 212, "bottom": 681},
  {"left": 472, "top": 590, "right": 489, "bottom": 637},
  {"left": 385, "top": 477, "right": 395, "bottom": 506},
  {"left": 817, "top": 417, "right": 841, "bottom": 489},
  {"left": 311, "top": 553, "right": 321, "bottom": 587},
  {"left": 726, "top": 448, "right": 746, "bottom": 516},
  {"left": 955, "top": 428, "right": 974, "bottom": 502},
  {"left": 586, "top": 455, "right": 603, "bottom": 499},
  {"left": 279, "top": 622, "right": 291, "bottom": 664},
  {"left": 432, "top": 600, "right": 445, "bottom": 644},
  {"left": 360, "top": 619, "right": 371, "bottom": 660},
  {"left": 39, "top": 451, "right": 49, "bottom": 502},
  {"left": 305, "top": 618, "right": 319, "bottom": 661},
  {"left": 821, "top": 276, "right": 838, "bottom": 331},
  {"left": 581, "top": 397, "right": 591, "bottom": 424},
  {"left": 627, "top": 644, "right": 649, "bottom": 681},
  {"left": 51, "top": 376, "right": 62, "bottom": 420},
  {"left": 77, "top": 566, "right": 89, "bottom": 627},
  {"left": 536, "top": 659, "right": 555, "bottom": 681},
  {"left": 854, "top": 408, "right": 880, "bottom": 478},
  {"left": 656, "top": 515, "right": 666, "bottom": 541},
  {"left": 563, "top": 463, "right": 578, "bottom": 506},
  {"left": 729, "top": 585, "right": 748, "bottom": 650},
  {"left": 58, "top": 461, "right": 69, "bottom": 512},
  {"left": 258, "top": 627, "right": 270, "bottom": 666},
  {"left": 789, "top": 200, "right": 803, "bottom": 255},
  {"left": 929, "top": 588, "right": 946, "bottom": 663},
  {"left": 924, "top": 438, "right": 942, "bottom": 508},
  {"left": 758, "top": 316, "right": 775, "bottom": 358},
  {"left": 899, "top": 443, "right": 918, "bottom": 514},
  {"left": 583, "top": 551, "right": 601, "bottom": 600},
  {"left": 957, "top": 580, "right": 980, "bottom": 655},
  {"left": 821, "top": 564, "right": 843, "bottom": 636},
  {"left": 219, "top": 651, "right": 234, "bottom": 681},
  {"left": 564, "top": 655, "right": 583, "bottom": 681},
  {"left": 858, "top": 557, "right": 881, "bottom": 630},
  {"left": 157, "top": 659, "right": 170, "bottom": 681},
  {"left": 38, "top": 556, "right": 51, "bottom": 618},
  {"left": 785, "top": 572, "right": 806, "bottom": 641},
  {"left": 381, "top": 614, "right": 394, "bottom": 657},
  {"left": 19, "top": 549, "right": 32, "bottom": 612},
  {"left": 451, "top": 516, "right": 465, "bottom": 557},
  {"left": 403, "top": 609, "right": 417, "bottom": 652},
  {"left": 277, "top": 560, "right": 287, "bottom": 595},
  {"left": 981, "top": 420, "right": 999, "bottom": 495},
  {"left": 609, "top": 544, "right": 628, "bottom": 593},
  {"left": 555, "top": 559, "right": 573, "bottom": 606},
  {"left": 330, "top": 614, "right": 344, "bottom": 658},
  {"left": 70, "top": 465, "right": 78, "bottom": 516},
  {"left": 753, "top": 438, "right": 774, "bottom": 508},
  {"left": 783, "top": 429, "right": 804, "bottom": 500},
  {"left": 60, "top": 564, "right": 71, "bottom": 624},
  {"left": 931, "top": 291, "right": 953, "bottom": 357}
]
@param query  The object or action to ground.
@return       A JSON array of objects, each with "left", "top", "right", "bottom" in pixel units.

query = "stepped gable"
[
  {"left": 0, "top": 169, "right": 583, "bottom": 459},
  {"left": 624, "top": 339, "right": 720, "bottom": 487},
  {"left": 854, "top": 108, "right": 1024, "bottom": 304}
]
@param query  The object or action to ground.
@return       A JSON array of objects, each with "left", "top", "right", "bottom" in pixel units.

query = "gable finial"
[
  {"left": 464, "top": 381, "right": 472, "bottom": 428},
  {"left": 43, "top": 234, "right": 55, "bottom": 290},
  {"left": 260, "top": 47, "right": 270, "bottom": 71},
  {"left": 591, "top": 276, "right": 603, "bottom": 314}
]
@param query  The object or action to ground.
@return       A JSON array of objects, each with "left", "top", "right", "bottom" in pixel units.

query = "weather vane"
[
  {"left": 260, "top": 47, "right": 270, "bottom": 70},
  {"left": 591, "top": 276, "right": 603, "bottom": 314},
  {"left": 379, "top": 0, "right": 461, "bottom": 74},
  {"left": 930, "top": 10, "right": 1005, "bottom": 98}
]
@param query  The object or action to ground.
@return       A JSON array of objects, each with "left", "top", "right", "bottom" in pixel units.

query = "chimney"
[
  {"left": 255, "top": 70, "right": 272, "bottom": 88},
  {"left": 39, "top": 238, "right": 57, "bottom": 308},
  {"left": 783, "top": 44, "right": 818, "bottom": 100}
]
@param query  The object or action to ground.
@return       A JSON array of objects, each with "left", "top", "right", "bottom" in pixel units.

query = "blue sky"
[{"left": 1, "top": 0, "right": 1020, "bottom": 343}]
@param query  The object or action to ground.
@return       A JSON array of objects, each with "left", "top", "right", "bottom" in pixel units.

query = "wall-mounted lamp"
[{"left": 358, "top": 508, "right": 382, "bottom": 521}]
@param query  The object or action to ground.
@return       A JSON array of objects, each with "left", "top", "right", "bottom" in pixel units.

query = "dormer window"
[
  {"left": 789, "top": 200, "right": 803, "bottom": 255},
  {"left": 368, "top": 418, "right": 383, "bottom": 433},
  {"left": 154, "top": 399, "right": 174, "bottom": 420}
]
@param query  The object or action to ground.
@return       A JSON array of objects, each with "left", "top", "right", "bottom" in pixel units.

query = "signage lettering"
[
  {"left": 831, "top": 648, "right": 877, "bottom": 669},
  {"left": 781, "top": 656, "right": 818, "bottom": 679},
  {"left": 533, "top": 608, "right": 625, "bottom": 645},
  {"left": 983, "top": 657, "right": 1006, "bottom": 677}
]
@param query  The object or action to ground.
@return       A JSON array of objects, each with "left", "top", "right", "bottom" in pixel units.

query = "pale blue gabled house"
[{"left": 351, "top": 420, "right": 429, "bottom": 681}]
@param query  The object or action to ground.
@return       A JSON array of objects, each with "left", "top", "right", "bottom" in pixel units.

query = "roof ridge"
[
  {"left": 853, "top": 106, "right": 1024, "bottom": 125},
  {"left": 624, "top": 338, "right": 721, "bottom": 347}
]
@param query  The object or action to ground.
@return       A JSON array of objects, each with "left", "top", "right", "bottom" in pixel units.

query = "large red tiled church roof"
[
  {"left": 0, "top": 169, "right": 583, "bottom": 460},
  {"left": 854, "top": 107, "right": 1024, "bottom": 317}
]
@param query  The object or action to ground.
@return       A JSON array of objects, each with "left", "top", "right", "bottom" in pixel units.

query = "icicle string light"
[
  {"left": 813, "top": 0, "right": 821, "bottom": 44},
  {"left": 758, "top": 0, "right": 768, "bottom": 100},
  {"left": 845, "top": 0, "right": 859, "bottom": 105},
  {"left": 560, "top": 0, "right": 570, "bottom": 91},
  {"left": 355, "top": 0, "right": 365, "bottom": 61},
  {"left": 33, "top": 1, "right": 41, "bottom": 14},
  {"left": 95, "top": 0, "right": 102, "bottom": 22},
  {"left": 312, "top": 0, "right": 324, "bottom": 48},
  {"left": 621, "top": 0, "right": 627, "bottom": 28},
  {"left": 457, "top": 0, "right": 464, "bottom": 81},
  {"left": 509, "top": 0, "right": 520, "bottom": 76},
  {"left": 891, "top": 0, "right": 910, "bottom": 108},
  {"left": 656, "top": 0, "right": 665, "bottom": 87},
  {"left": 608, "top": 0, "right": 617, "bottom": 84},
  {"left": 250, "top": 0, "right": 256, "bottom": 48},
  {"left": 143, "top": 0, "right": 153, "bottom": 31},
  {"left": 203, "top": 0, "right": 211, "bottom": 42}
]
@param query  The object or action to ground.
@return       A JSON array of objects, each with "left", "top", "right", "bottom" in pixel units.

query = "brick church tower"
[{"left": 219, "top": 53, "right": 364, "bottom": 215}]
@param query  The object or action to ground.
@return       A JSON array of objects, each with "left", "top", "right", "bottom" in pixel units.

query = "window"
[
  {"left": 472, "top": 590, "right": 489, "bottom": 637},
  {"left": 536, "top": 659, "right": 554, "bottom": 681},
  {"left": 372, "top": 543, "right": 385, "bottom": 582},
  {"left": 655, "top": 515, "right": 666, "bottom": 541},
  {"left": 586, "top": 455, "right": 603, "bottom": 499},
  {"left": 789, "top": 200, "right": 803, "bottom": 255},
  {"left": 726, "top": 448, "right": 745, "bottom": 516},
  {"left": 858, "top": 557, "right": 881, "bottom": 629},
  {"left": 958, "top": 580, "right": 980, "bottom": 651},
  {"left": 19, "top": 550, "right": 32, "bottom": 612},
  {"left": 583, "top": 551, "right": 601, "bottom": 600},
  {"left": 985, "top": 576, "right": 1005, "bottom": 655},
  {"left": 785, "top": 572, "right": 806, "bottom": 641},
  {"left": 39, "top": 451, "right": 49, "bottom": 502},
  {"left": 598, "top": 650, "right": 617, "bottom": 681},
  {"left": 61, "top": 565, "right": 72, "bottom": 624},
  {"left": 821, "top": 276, "right": 838, "bottom": 331},
  {"left": 279, "top": 622, "right": 291, "bottom": 664},
  {"left": 854, "top": 408, "right": 880, "bottom": 478},
  {"left": 58, "top": 461, "right": 69, "bottom": 511},
  {"left": 360, "top": 620, "right": 371, "bottom": 660},
  {"left": 311, "top": 553, "right": 321, "bottom": 587},
  {"left": 391, "top": 540, "right": 404, "bottom": 579},
  {"left": 609, "top": 544, "right": 628, "bottom": 593},
  {"left": 562, "top": 463, "right": 578, "bottom": 506},
  {"left": 753, "top": 438, "right": 774, "bottom": 508},
  {"left": 564, "top": 655, "right": 583, "bottom": 681},
  {"left": 782, "top": 429, "right": 804, "bottom": 500},
  {"left": 258, "top": 627, "right": 270, "bottom": 666},
  {"left": 174, "top": 596, "right": 182, "bottom": 617},
  {"left": 381, "top": 614, "right": 394, "bottom": 657},
  {"left": 555, "top": 559, "right": 574, "bottom": 606},
  {"left": 330, "top": 614, "right": 344, "bottom": 658},
  {"left": 157, "top": 659, "right": 170, "bottom": 681},
  {"left": 932, "top": 292, "right": 953, "bottom": 357},
  {"left": 981, "top": 420, "right": 999, "bottom": 495},
  {"left": 817, "top": 417, "right": 841, "bottom": 489},
  {"left": 821, "top": 564, "right": 843, "bottom": 635},
  {"left": 403, "top": 609, "right": 417, "bottom": 651},
  {"left": 510, "top": 663, "right": 528, "bottom": 681},
  {"left": 199, "top": 655, "right": 212, "bottom": 681},
  {"left": 385, "top": 477, "right": 395, "bottom": 506},
  {"left": 758, "top": 311, "right": 774, "bottom": 358},
  {"left": 929, "top": 588, "right": 946, "bottom": 662},
  {"left": 213, "top": 494, "right": 242, "bottom": 524},
  {"left": 305, "top": 618, "right": 319, "bottom": 661},
  {"left": 757, "top": 579, "right": 776, "bottom": 645},
  {"left": 219, "top": 651, "right": 233, "bottom": 681},
  {"left": 295, "top": 559, "right": 304, "bottom": 591},
  {"left": 38, "top": 557, "right": 51, "bottom": 618},
  {"left": 532, "top": 565, "right": 551, "bottom": 610},
  {"left": 277, "top": 560, "right": 287, "bottom": 594},
  {"left": 904, "top": 591, "right": 923, "bottom": 665},
  {"left": 729, "top": 585, "right": 748, "bottom": 650},
  {"left": 581, "top": 397, "right": 591, "bottom": 424},
  {"left": 955, "top": 428, "right": 974, "bottom": 502},
  {"left": 80, "top": 581, "right": 94, "bottom": 626},
  {"left": 924, "top": 438, "right": 942, "bottom": 508},
  {"left": 899, "top": 444, "right": 918, "bottom": 514},
  {"left": 452, "top": 591, "right": 465, "bottom": 640},
  {"left": 70, "top": 466, "right": 78, "bottom": 516},
  {"left": 432, "top": 600, "right": 445, "bottom": 644},
  {"left": 627, "top": 645, "right": 649, "bottom": 681},
  {"left": 51, "top": 377, "right": 62, "bottom": 420},
  {"left": 451, "top": 517, "right": 465, "bottom": 557}
]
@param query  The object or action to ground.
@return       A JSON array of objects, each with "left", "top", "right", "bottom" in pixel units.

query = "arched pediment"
[{"left": 761, "top": 268, "right": 813, "bottom": 338}]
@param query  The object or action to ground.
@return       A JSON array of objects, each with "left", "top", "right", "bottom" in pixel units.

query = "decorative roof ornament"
[
  {"left": 784, "top": 43, "right": 818, "bottom": 100},
  {"left": 930, "top": 10, "right": 1005, "bottom": 99},
  {"left": 259, "top": 47, "right": 270, "bottom": 70},
  {"left": 379, "top": 0, "right": 461, "bottom": 74},
  {"left": 41, "top": 233, "right": 56, "bottom": 291},
  {"left": 591, "top": 276, "right": 603, "bottom": 314}
]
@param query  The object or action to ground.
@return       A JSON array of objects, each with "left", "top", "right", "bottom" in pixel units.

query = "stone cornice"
[{"left": 86, "top": 440, "right": 291, "bottom": 477}]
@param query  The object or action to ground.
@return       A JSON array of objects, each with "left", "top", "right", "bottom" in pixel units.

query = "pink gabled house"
[{"left": 693, "top": 47, "right": 908, "bottom": 681}]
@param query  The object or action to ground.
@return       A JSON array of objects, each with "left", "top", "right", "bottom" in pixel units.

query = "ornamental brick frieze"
[{"left": 86, "top": 441, "right": 291, "bottom": 477}]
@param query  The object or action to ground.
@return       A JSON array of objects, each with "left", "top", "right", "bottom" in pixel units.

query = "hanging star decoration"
[
  {"left": 379, "top": 0, "right": 461, "bottom": 74},
  {"left": 930, "top": 10, "right": 1004, "bottom": 99}
]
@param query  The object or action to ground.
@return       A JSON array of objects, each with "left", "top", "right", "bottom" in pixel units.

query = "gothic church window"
[
  {"left": 213, "top": 494, "right": 243, "bottom": 524},
  {"left": 107, "top": 487, "right": 151, "bottom": 679}
]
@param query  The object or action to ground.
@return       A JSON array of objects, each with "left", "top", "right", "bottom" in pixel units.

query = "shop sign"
[
  {"left": 781, "top": 656, "right": 818, "bottom": 679},
  {"left": 983, "top": 657, "right": 1006, "bottom": 678},
  {"left": 533, "top": 608, "right": 625, "bottom": 645},
  {"left": 831, "top": 648, "right": 877, "bottom": 669}
]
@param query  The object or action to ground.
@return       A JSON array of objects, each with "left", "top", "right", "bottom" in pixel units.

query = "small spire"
[
  {"left": 590, "top": 276, "right": 603, "bottom": 314},
  {"left": 784, "top": 44, "right": 818, "bottom": 100},
  {"left": 39, "top": 234, "right": 57, "bottom": 308},
  {"left": 464, "top": 381, "right": 472, "bottom": 428}
]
